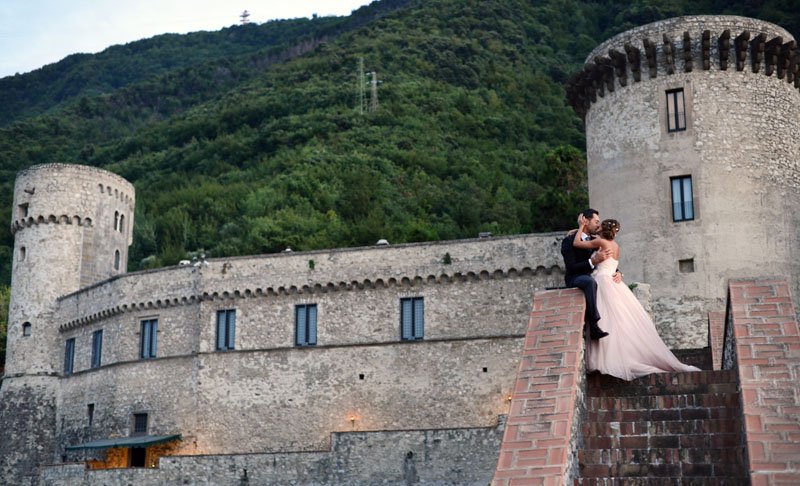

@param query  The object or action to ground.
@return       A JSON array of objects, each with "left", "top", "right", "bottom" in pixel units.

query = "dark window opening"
[
  {"left": 666, "top": 88, "right": 686, "bottom": 132},
  {"left": 133, "top": 413, "right": 148, "bottom": 436},
  {"left": 91, "top": 330, "right": 103, "bottom": 368},
  {"left": 22, "top": 322, "right": 31, "bottom": 337},
  {"left": 400, "top": 297, "right": 425, "bottom": 341},
  {"left": 87, "top": 404, "right": 95, "bottom": 427},
  {"left": 64, "top": 338, "right": 75, "bottom": 375},
  {"left": 671, "top": 176, "right": 695, "bottom": 222},
  {"left": 679, "top": 258, "right": 695, "bottom": 273},
  {"left": 114, "top": 250, "right": 121, "bottom": 271},
  {"left": 130, "top": 447, "right": 146, "bottom": 468},
  {"left": 18, "top": 203, "right": 28, "bottom": 219},
  {"left": 295, "top": 304, "right": 318, "bottom": 346},
  {"left": 216, "top": 309, "right": 236, "bottom": 351},
  {"left": 140, "top": 319, "right": 158, "bottom": 359}
]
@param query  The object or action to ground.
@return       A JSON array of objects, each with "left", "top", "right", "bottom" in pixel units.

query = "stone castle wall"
[{"left": 52, "top": 234, "right": 564, "bottom": 460}]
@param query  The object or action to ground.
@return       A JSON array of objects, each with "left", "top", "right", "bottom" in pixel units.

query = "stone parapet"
[
  {"left": 725, "top": 277, "right": 800, "bottom": 485},
  {"left": 492, "top": 288, "right": 587, "bottom": 485}
]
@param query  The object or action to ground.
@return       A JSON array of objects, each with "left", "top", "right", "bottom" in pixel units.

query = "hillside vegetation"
[{"left": 0, "top": 0, "right": 797, "bottom": 290}]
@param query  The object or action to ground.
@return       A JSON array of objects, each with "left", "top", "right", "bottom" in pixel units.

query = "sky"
[{"left": 0, "top": 0, "right": 375, "bottom": 78}]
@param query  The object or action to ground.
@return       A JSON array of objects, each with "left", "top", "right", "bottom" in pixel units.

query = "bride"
[{"left": 573, "top": 218, "right": 700, "bottom": 380}]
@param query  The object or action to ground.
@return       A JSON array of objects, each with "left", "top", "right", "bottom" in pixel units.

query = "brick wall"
[
  {"left": 493, "top": 288, "right": 586, "bottom": 485},
  {"left": 727, "top": 277, "right": 800, "bottom": 485},
  {"left": 708, "top": 310, "right": 725, "bottom": 370}
]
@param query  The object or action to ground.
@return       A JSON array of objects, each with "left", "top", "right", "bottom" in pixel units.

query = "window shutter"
[
  {"left": 308, "top": 305, "right": 317, "bottom": 345},
  {"left": 216, "top": 312, "right": 226, "bottom": 350},
  {"left": 413, "top": 299, "right": 424, "bottom": 339},
  {"left": 150, "top": 321, "right": 158, "bottom": 357},
  {"left": 227, "top": 311, "right": 236, "bottom": 349},
  {"left": 401, "top": 299, "right": 413, "bottom": 340},
  {"left": 682, "top": 177, "right": 694, "bottom": 219},
  {"left": 141, "top": 322, "right": 150, "bottom": 358},
  {"left": 296, "top": 306, "right": 307, "bottom": 345}
]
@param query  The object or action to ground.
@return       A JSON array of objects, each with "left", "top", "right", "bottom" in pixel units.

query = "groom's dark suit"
[{"left": 560, "top": 234, "right": 601, "bottom": 327}]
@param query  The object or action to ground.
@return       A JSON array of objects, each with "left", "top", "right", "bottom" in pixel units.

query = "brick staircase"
[{"left": 577, "top": 348, "right": 748, "bottom": 485}]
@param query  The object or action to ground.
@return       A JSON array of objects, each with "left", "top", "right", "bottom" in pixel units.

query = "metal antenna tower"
[
  {"left": 240, "top": 10, "right": 251, "bottom": 25},
  {"left": 369, "top": 71, "right": 379, "bottom": 113}
]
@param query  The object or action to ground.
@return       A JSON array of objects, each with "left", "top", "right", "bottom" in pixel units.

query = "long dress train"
[{"left": 587, "top": 258, "right": 700, "bottom": 381}]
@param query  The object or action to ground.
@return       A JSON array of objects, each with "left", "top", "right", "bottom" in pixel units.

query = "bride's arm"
[{"left": 572, "top": 223, "right": 603, "bottom": 250}]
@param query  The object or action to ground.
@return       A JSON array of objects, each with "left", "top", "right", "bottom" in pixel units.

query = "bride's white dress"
[{"left": 588, "top": 257, "right": 700, "bottom": 380}]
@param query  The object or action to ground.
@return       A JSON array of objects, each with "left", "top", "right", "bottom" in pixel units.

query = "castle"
[{"left": 1, "top": 14, "right": 799, "bottom": 485}]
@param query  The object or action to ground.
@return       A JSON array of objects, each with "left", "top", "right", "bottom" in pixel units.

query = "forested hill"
[
  {"left": 0, "top": 0, "right": 798, "bottom": 286},
  {"left": 0, "top": 0, "right": 411, "bottom": 127}
]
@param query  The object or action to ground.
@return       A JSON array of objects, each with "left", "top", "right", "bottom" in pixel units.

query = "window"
[
  {"left": 22, "top": 322, "right": 31, "bottom": 337},
  {"left": 295, "top": 304, "right": 318, "bottom": 346},
  {"left": 18, "top": 246, "right": 25, "bottom": 261},
  {"left": 140, "top": 319, "right": 158, "bottom": 359},
  {"left": 91, "top": 330, "right": 103, "bottom": 368},
  {"left": 87, "top": 404, "right": 95, "bottom": 427},
  {"left": 133, "top": 413, "right": 148, "bottom": 436},
  {"left": 114, "top": 250, "right": 120, "bottom": 271},
  {"left": 216, "top": 309, "right": 236, "bottom": 351},
  {"left": 671, "top": 176, "right": 694, "bottom": 222},
  {"left": 64, "top": 338, "right": 75, "bottom": 375},
  {"left": 666, "top": 88, "right": 686, "bottom": 132},
  {"left": 400, "top": 297, "right": 424, "bottom": 341},
  {"left": 119, "top": 214, "right": 125, "bottom": 232},
  {"left": 114, "top": 211, "right": 119, "bottom": 230},
  {"left": 18, "top": 203, "right": 28, "bottom": 219}
]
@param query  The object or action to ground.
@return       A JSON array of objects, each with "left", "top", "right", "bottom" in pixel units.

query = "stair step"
[
  {"left": 588, "top": 392, "right": 739, "bottom": 412},
  {"left": 670, "top": 347, "right": 714, "bottom": 370},
  {"left": 587, "top": 370, "right": 738, "bottom": 397},
  {"left": 588, "top": 405, "right": 741, "bottom": 422},
  {"left": 578, "top": 446, "right": 746, "bottom": 465},
  {"left": 579, "top": 461, "right": 746, "bottom": 478},
  {"left": 575, "top": 477, "right": 748, "bottom": 485},
  {"left": 584, "top": 432, "right": 742, "bottom": 450},
  {"left": 583, "top": 418, "right": 742, "bottom": 437}
]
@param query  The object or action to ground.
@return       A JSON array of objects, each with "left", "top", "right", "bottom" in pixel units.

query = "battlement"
[{"left": 567, "top": 15, "right": 798, "bottom": 116}]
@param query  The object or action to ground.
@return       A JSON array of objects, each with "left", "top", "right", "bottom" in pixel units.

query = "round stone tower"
[
  {"left": 0, "top": 164, "right": 135, "bottom": 483},
  {"left": 568, "top": 16, "right": 800, "bottom": 347}
]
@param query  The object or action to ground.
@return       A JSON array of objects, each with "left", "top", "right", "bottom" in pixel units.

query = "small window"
[
  {"left": 119, "top": 214, "right": 125, "bottom": 232},
  {"left": 64, "top": 338, "right": 76, "bottom": 375},
  {"left": 22, "top": 322, "right": 31, "bottom": 337},
  {"left": 18, "top": 246, "right": 26, "bottom": 261},
  {"left": 400, "top": 297, "right": 424, "bottom": 341},
  {"left": 216, "top": 309, "right": 236, "bottom": 351},
  {"left": 114, "top": 211, "right": 119, "bottom": 231},
  {"left": 87, "top": 404, "right": 95, "bottom": 427},
  {"left": 671, "top": 176, "right": 694, "bottom": 222},
  {"left": 114, "top": 250, "right": 120, "bottom": 271},
  {"left": 295, "top": 304, "right": 318, "bottom": 346},
  {"left": 18, "top": 203, "right": 28, "bottom": 219},
  {"left": 133, "top": 413, "right": 148, "bottom": 436},
  {"left": 140, "top": 319, "right": 158, "bottom": 359},
  {"left": 91, "top": 330, "right": 103, "bottom": 368},
  {"left": 666, "top": 88, "right": 686, "bottom": 132}
]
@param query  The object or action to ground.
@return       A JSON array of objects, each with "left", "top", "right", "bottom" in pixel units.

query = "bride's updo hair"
[{"left": 600, "top": 219, "right": 620, "bottom": 240}]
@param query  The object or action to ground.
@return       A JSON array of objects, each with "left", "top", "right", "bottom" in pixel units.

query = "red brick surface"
[
  {"left": 728, "top": 278, "right": 800, "bottom": 484},
  {"left": 492, "top": 288, "right": 586, "bottom": 486},
  {"left": 708, "top": 311, "right": 725, "bottom": 370}
]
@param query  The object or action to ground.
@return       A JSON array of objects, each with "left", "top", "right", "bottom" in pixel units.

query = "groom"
[{"left": 560, "top": 208, "right": 619, "bottom": 339}]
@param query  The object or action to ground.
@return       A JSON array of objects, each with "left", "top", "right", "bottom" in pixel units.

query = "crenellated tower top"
[{"left": 567, "top": 16, "right": 797, "bottom": 117}]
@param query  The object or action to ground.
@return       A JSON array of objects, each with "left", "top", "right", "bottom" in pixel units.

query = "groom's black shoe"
[{"left": 588, "top": 321, "right": 609, "bottom": 340}]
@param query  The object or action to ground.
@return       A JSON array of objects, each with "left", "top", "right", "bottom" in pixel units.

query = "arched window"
[
  {"left": 19, "top": 246, "right": 26, "bottom": 261},
  {"left": 114, "top": 250, "right": 120, "bottom": 271},
  {"left": 22, "top": 322, "right": 31, "bottom": 337},
  {"left": 114, "top": 211, "right": 119, "bottom": 231},
  {"left": 119, "top": 214, "right": 125, "bottom": 232}
]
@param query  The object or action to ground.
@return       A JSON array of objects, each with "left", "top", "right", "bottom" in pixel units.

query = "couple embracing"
[{"left": 561, "top": 209, "right": 699, "bottom": 381}]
